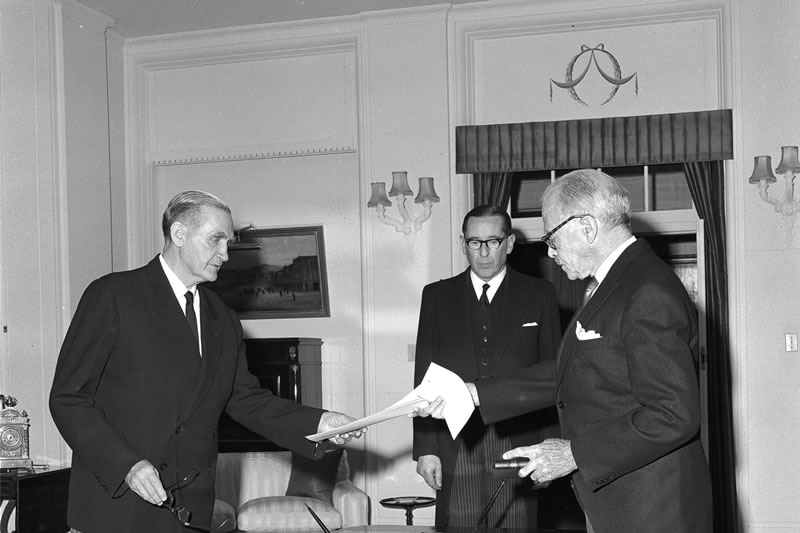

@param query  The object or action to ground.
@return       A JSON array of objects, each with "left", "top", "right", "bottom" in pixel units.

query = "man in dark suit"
[
  {"left": 434, "top": 170, "right": 712, "bottom": 533},
  {"left": 412, "top": 204, "right": 560, "bottom": 529},
  {"left": 50, "top": 190, "right": 361, "bottom": 533}
]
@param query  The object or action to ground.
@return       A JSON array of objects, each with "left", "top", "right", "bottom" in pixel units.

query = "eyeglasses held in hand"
[{"left": 162, "top": 469, "right": 199, "bottom": 527}]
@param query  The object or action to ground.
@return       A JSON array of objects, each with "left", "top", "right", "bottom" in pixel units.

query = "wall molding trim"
[{"left": 148, "top": 143, "right": 356, "bottom": 167}]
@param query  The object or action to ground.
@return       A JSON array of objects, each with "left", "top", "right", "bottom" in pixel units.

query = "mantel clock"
[{"left": 0, "top": 394, "right": 32, "bottom": 469}]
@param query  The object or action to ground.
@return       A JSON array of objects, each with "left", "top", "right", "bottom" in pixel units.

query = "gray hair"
[
  {"left": 161, "top": 190, "right": 231, "bottom": 239},
  {"left": 542, "top": 169, "right": 631, "bottom": 229}
]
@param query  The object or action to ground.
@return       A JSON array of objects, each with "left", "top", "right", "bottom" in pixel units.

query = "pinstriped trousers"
[{"left": 448, "top": 423, "right": 536, "bottom": 528}]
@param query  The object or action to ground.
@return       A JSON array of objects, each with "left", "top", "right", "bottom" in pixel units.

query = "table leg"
[{"left": 0, "top": 499, "right": 15, "bottom": 533}]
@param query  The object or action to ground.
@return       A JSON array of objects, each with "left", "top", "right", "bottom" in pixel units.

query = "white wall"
[
  {"left": 737, "top": 1, "right": 800, "bottom": 531},
  {"left": 4, "top": 0, "right": 800, "bottom": 530},
  {"left": 0, "top": 0, "right": 114, "bottom": 468}
]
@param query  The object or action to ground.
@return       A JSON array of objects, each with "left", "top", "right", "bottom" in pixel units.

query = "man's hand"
[
  {"left": 410, "top": 396, "right": 446, "bottom": 419},
  {"left": 318, "top": 411, "right": 366, "bottom": 446},
  {"left": 503, "top": 438, "right": 577, "bottom": 484},
  {"left": 416, "top": 454, "right": 442, "bottom": 490},
  {"left": 125, "top": 459, "right": 167, "bottom": 505}
]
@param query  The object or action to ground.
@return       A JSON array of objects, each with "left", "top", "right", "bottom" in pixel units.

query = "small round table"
[{"left": 379, "top": 496, "right": 436, "bottom": 526}]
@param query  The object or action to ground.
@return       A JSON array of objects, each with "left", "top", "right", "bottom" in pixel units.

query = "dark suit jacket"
[
  {"left": 476, "top": 239, "right": 712, "bottom": 533},
  {"left": 50, "top": 257, "right": 326, "bottom": 533},
  {"left": 412, "top": 267, "right": 560, "bottom": 515}
]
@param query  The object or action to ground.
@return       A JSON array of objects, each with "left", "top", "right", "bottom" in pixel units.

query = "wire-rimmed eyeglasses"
[
  {"left": 465, "top": 235, "right": 507, "bottom": 251},
  {"left": 541, "top": 214, "right": 591, "bottom": 250},
  {"left": 162, "top": 469, "right": 234, "bottom": 532},
  {"left": 163, "top": 469, "right": 199, "bottom": 527}
]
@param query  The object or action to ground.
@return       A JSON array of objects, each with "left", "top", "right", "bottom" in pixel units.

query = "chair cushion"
[
  {"left": 237, "top": 496, "right": 343, "bottom": 532},
  {"left": 211, "top": 499, "right": 237, "bottom": 533},
  {"left": 285, "top": 448, "right": 343, "bottom": 506}
]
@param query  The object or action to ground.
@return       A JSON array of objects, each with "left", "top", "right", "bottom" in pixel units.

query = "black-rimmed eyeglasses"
[
  {"left": 465, "top": 235, "right": 507, "bottom": 251},
  {"left": 541, "top": 214, "right": 591, "bottom": 250}
]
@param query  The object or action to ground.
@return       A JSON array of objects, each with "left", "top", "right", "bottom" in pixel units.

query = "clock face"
[{"left": 0, "top": 427, "right": 22, "bottom": 451}]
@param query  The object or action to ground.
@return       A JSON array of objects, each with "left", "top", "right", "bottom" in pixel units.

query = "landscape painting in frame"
[{"left": 209, "top": 226, "right": 330, "bottom": 319}]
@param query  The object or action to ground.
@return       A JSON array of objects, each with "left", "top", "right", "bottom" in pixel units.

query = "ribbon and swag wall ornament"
[{"left": 550, "top": 43, "right": 638, "bottom": 106}]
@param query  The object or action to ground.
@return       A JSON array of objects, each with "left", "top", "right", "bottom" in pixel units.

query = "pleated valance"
[{"left": 456, "top": 109, "right": 733, "bottom": 173}]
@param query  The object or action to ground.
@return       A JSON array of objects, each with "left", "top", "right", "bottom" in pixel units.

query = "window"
[{"left": 510, "top": 163, "right": 692, "bottom": 218}]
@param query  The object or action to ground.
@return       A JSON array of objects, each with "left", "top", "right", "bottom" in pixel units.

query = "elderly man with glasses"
[
  {"left": 412, "top": 203, "right": 560, "bottom": 530},
  {"left": 419, "top": 170, "right": 712, "bottom": 533}
]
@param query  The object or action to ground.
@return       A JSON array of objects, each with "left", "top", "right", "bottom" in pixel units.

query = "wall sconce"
[
  {"left": 749, "top": 145, "right": 800, "bottom": 245},
  {"left": 367, "top": 171, "right": 439, "bottom": 234}
]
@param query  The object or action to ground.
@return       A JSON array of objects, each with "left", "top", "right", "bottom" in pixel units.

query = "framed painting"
[{"left": 208, "top": 226, "right": 330, "bottom": 319}]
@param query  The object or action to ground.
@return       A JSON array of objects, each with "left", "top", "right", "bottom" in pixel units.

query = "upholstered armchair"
[{"left": 213, "top": 450, "right": 368, "bottom": 532}]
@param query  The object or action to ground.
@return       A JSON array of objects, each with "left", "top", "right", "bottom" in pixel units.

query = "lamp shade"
[
  {"left": 388, "top": 171, "right": 414, "bottom": 197},
  {"left": 775, "top": 145, "right": 800, "bottom": 174},
  {"left": 414, "top": 177, "right": 440, "bottom": 204},
  {"left": 367, "top": 182, "right": 392, "bottom": 207},
  {"left": 749, "top": 155, "right": 777, "bottom": 184}
]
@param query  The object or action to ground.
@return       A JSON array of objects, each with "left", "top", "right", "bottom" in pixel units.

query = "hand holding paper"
[{"left": 305, "top": 363, "right": 475, "bottom": 442}]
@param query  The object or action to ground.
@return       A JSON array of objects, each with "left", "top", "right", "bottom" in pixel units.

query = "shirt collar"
[
  {"left": 593, "top": 235, "right": 636, "bottom": 286},
  {"left": 159, "top": 254, "right": 197, "bottom": 303},
  {"left": 469, "top": 267, "right": 506, "bottom": 303}
]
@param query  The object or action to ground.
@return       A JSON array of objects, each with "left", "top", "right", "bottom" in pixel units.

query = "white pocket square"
[
  {"left": 522, "top": 322, "right": 538, "bottom": 327},
  {"left": 575, "top": 321, "right": 602, "bottom": 340}
]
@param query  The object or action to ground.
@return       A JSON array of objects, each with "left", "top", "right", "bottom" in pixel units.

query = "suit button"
[
  {"left": 175, "top": 426, "right": 183, "bottom": 434},
  {"left": 160, "top": 463, "right": 168, "bottom": 471},
  {"left": 557, "top": 401, "right": 565, "bottom": 409}
]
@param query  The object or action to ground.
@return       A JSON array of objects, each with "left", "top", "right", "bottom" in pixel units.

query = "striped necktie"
[{"left": 582, "top": 277, "right": 598, "bottom": 307}]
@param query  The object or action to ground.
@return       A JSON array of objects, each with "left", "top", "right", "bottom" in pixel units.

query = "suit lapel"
[
  {"left": 144, "top": 259, "right": 201, "bottom": 368},
  {"left": 184, "top": 286, "right": 224, "bottom": 420},
  {"left": 555, "top": 239, "right": 652, "bottom": 391},
  {"left": 143, "top": 259, "right": 224, "bottom": 421},
  {"left": 488, "top": 269, "right": 526, "bottom": 371}
]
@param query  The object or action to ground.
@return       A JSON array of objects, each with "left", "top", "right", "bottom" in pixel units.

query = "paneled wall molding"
[
  {"left": 124, "top": 16, "right": 362, "bottom": 56},
  {"left": 448, "top": 0, "right": 726, "bottom": 28},
  {"left": 124, "top": 30, "right": 359, "bottom": 266},
  {"left": 446, "top": 0, "right": 729, "bottom": 273},
  {"left": 61, "top": 0, "right": 114, "bottom": 32},
  {"left": 148, "top": 141, "right": 356, "bottom": 167},
  {"left": 449, "top": 0, "right": 726, "bottom": 127}
]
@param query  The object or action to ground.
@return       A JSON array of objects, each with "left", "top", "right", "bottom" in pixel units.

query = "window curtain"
[
  {"left": 456, "top": 110, "right": 733, "bottom": 173},
  {"left": 473, "top": 172, "right": 512, "bottom": 207},
  {"left": 683, "top": 161, "right": 739, "bottom": 533},
  {"left": 456, "top": 109, "right": 737, "bottom": 533}
]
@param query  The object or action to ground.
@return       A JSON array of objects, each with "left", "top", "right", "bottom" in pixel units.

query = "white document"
[{"left": 305, "top": 362, "right": 475, "bottom": 442}]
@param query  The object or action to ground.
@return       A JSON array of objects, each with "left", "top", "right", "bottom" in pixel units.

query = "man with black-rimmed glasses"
[{"left": 412, "top": 203, "right": 560, "bottom": 529}]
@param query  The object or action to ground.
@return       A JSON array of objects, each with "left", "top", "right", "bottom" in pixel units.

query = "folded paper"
[{"left": 305, "top": 362, "right": 474, "bottom": 442}]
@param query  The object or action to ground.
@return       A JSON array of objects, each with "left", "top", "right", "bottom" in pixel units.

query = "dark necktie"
[
  {"left": 582, "top": 277, "right": 599, "bottom": 307},
  {"left": 480, "top": 283, "right": 490, "bottom": 307},
  {"left": 184, "top": 291, "right": 199, "bottom": 347}
]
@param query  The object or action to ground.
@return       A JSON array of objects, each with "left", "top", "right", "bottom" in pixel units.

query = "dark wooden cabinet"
[
  {"left": 218, "top": 337, "right": 322, "bottom": 452},
  {"left": 0, "top": 467, "right": 70, "bottom": 533}
]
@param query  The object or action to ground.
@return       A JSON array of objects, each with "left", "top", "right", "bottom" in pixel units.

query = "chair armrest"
[{"left": 332, "top": 479, "right": 369, "bottom": 528}]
